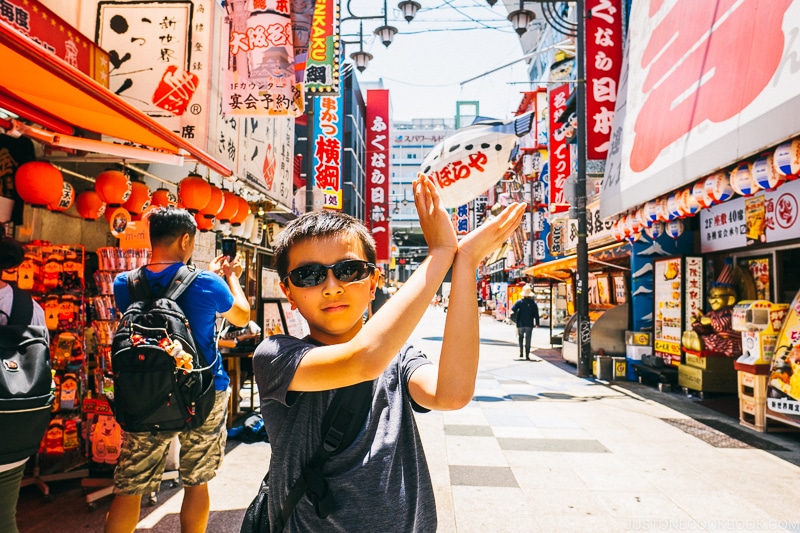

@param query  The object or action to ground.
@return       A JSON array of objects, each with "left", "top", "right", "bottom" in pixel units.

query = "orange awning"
[
  {"left": 524, "top": 242, "right": 631, "bottom": 279},
  {"left": 0, "top": 21, "right": 231, "bottom": 177}
]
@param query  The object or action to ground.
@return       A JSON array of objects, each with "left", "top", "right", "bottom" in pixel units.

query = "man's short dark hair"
[
  {"left": 147, "top": 207, "right": 197, "bottom": 247},
  {"left": 272, "top": 211, "right": 377, "bottom": 280},
  {"left": 0, "top": 227, "right": 24, "bottom": 271}
]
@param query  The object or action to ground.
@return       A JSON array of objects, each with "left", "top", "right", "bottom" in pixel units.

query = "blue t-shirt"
[{"left": 113, "top": 263, "right": 235, "bottom": 391}]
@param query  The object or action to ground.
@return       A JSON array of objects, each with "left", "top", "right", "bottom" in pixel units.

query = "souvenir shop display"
[{"left": 7, "top": 243, "right": 91, "bottom": 497}]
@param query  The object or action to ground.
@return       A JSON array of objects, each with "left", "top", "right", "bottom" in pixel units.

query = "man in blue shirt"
[{"left": 105, "top": 207, "right": 250, "bottom": 533}]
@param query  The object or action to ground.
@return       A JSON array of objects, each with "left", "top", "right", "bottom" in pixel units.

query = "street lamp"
[
  {"left": 507, "top": 1, "right": 536, "bottom": 35},
  {"left": 492, "top": 0, "right": 590, "bottom": 377},
  {"left": 343, "top": 0, "right": 419, "bottom": 72}
]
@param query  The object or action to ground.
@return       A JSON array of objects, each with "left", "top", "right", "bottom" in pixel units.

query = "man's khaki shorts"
[{"left": 113, "top": 390, "right": 229, "bottom": 495}]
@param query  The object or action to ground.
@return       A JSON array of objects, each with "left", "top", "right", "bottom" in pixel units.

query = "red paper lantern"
[
  {"left": 15, "top": 161, "right": 64, "bottom": 208},
  {"left": 217, "top": 190, "right": 239, "bottom": 223},
  {"left": 151, "top": 188, "right": 178, "bottom": 208},
  {"left": 123, "top": 181, "right": 152, "bottom": 216},
  {"left": 230, "top": 196, "right": 250, "bottom": 226},
  {"left": 178, "top": 173, "right": 211, "bottom": 214},
  {"left": 47, "top": 182, "right": 75, "bottom": 212},
  {"left": 199, "top": 184, "right": 224, "bottom": 220},
  {"left": 76, "top": 191, "right": 106, "bottom": 221},
  {"left": 194, "top": 211, "right": 214, "bottom": 231},
  {"left": 95, "top": 169, "right": 131, "bottom": 207}
]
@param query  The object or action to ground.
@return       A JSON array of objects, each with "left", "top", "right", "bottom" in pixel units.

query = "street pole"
[
  {"left": 305, "top": 94, "right": 315, "bottom": 214},
  {"left": 575, "top": 0, "right": 591, "bottom": 377}
]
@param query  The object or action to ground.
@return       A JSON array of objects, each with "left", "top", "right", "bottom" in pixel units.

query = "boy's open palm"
[
  {"left": 457, "top": 202, "right": 526, "bottom": 265},
  {"left": 414, "top": 173, "right": 458, "bottom": 255}
]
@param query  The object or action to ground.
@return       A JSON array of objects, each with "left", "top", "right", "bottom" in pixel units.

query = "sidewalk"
[{"left": 16, "top": 307, "right": 800, "bottom": 532}]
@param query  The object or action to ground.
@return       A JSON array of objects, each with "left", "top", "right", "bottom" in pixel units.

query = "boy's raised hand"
[
  {"left": 457, "top": 202, "right": 526, "bottom": 265},
  {"left": 414, "top": 173, "right": 458, "bottom": 256}
]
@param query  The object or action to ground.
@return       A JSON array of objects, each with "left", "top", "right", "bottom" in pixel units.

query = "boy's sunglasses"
[{"left": 284, "top": 260, "right": 376, "bottom": 288}]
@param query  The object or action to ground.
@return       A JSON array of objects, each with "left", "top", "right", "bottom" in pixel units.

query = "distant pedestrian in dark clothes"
[{"left": 512, "top": 285, "right": 540, "bottom": 360}]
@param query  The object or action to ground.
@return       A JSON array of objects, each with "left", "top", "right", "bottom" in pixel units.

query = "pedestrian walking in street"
[
  {"left": 367, "top": 268, "right": 389, "bottom": 319},
  {"left": 511, "top": 285, "right": 540, "bottom": 360},
  {"left": 251, "top": 173, "right": 525, "bottom": 531},
  {"left": 0, "top": 229, "right": 49, "bottom": 533},
  {"left": 104, "top": 207, "right": 250, "bottom": 533}
]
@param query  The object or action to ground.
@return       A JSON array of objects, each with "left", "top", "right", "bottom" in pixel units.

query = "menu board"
[
  {"left": 654, "top": 256, "right": 704, "bottom": 366},
  {"left": 281, "top": 301, "right": 310, "bottom": 339},
  {"left": 654, "top": 257, "right": 683, "bottom": 366}
]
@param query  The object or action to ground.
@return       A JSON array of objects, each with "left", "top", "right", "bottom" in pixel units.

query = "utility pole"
[{"left": 575, "top": 0, "right": 592, "bottom": 378}]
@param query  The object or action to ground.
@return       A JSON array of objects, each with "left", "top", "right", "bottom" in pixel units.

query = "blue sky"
[{"left": 343, "top": 1, "right": 529, "bottom": 122}]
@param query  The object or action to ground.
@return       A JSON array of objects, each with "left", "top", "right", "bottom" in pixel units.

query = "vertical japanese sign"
[
  {"left": 366, "top": 89, "right": 390, "bottom": 262},
  {"left": 290, "top": 0, "right": 315, "bottom": 83},
  {"left": 548, "top": 84, "right": 571, "bottom": 213},
  {"left": 312, "top": 94, "right": 344, "bottom": 210},
  {"left": 585, "top": 0, "right": 623, "bottom": 160},
  {"left": 223, "top": 0, "right": 303, "bottom": 116},
  {"left": 4, "top": 0, "right": 109, "bottom": 85},
  {"left": 304, "top": 0, "right": 340, "bottom": 94},
  {"left": 454, "top": 204, "right": 469, "bottom": 235},
  {"left": 653, "top": 257, "right": 683, "bottom": 366},
  {"left": 96, "top": 1, "right": 211, "bottom": 145},
  {"left": 684, "top": 256, "right": 703, "bottom": 331}
]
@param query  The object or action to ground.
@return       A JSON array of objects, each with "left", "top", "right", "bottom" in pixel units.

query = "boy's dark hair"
[
  {"left": 147, "top": 207, "right": 197, "bottom": 247},
  {"left": 272, "top": 211, "right": 376, "bottom": 280}
]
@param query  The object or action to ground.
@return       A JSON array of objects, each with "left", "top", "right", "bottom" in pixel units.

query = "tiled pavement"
[{"left": 17, "top": 307, "right": 800, "bottom": 532}]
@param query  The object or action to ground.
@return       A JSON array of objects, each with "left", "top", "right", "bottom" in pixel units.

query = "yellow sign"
[{"left": 654, "top": 340, "right": 680, "bottom": 356}]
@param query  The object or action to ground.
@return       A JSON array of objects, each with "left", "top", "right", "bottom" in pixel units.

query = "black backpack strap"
[
  {"left": 8, "top": 284, "right": 34, "bottom": 325},
  {"left": 163, "top": 265, "right": 200, "bottom": 301},
  {"left": 274, "top": 379, "right": 375, "bottom": 531},
  {"left": 126, "top": 267, "right": 153, "bottom": 303}
]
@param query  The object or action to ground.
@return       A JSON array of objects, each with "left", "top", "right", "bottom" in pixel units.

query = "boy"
[{"left": 253, "top": 174, "right": 524, "bottom": 531}]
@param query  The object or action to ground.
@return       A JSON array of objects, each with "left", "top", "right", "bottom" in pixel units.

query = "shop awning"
[
  {"left": 524, "top": 241, "right": 631, "bottom": 279},
  {"left": 0, "top": 21, "right": 232, "bottom": 177}
]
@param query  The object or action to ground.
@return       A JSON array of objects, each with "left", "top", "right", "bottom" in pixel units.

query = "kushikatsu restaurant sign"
[
  {"left": 1, "top": 0, "right": 109, "bottom": 85},
  {"left": 304, "top": 0, "right": 340, "bottom": 94},
  {"left": 312, "top": 93, "right": 344, "bottom": 210},
  {"left": 585, "top": 0, "right": 623, "bottom": 160},
  {"left": 366, "top": 89, "right": 390, "bottom": 262}
]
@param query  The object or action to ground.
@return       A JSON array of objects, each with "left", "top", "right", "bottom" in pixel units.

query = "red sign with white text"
[
  {"left": 586, "top": 0, "right": 623, "bottom": 160},
  {"left": 366, "top": 89, "right": 390, "bottom": 262},
  {"left": 548, "top": 84, "right": 571, "bottom": 213},
  {"left": 1, "top": 0, "right": 108, "bottom": 85}
]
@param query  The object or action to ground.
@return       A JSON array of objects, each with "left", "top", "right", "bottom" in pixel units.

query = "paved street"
[{"left": 17, "top": 307, "right": 800, "bottom": 532}]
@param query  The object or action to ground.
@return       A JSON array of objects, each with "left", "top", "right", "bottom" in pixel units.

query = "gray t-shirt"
[{"left": 253, "top": 335, "right": 437, "bottom": 532}]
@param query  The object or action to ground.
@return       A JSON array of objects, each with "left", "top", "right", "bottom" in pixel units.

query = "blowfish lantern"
[{"left": 419, "top": 113, "right": 533, "bottom": 208}]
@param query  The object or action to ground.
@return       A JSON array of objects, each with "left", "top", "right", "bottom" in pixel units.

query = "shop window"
[{"left": 777, "top": 248, "right": 800, "bottom": 303}]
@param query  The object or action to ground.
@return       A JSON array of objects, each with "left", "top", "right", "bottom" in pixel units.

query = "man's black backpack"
[
  {"left": 110, "top": 265, "right": 216, "bottom": 433},
  {"left": 0, "top": 285, "right": 53, "bottom": 464}
]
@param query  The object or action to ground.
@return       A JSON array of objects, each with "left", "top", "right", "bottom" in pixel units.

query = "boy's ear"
[{"left": 280, "top": 282, "right": 298, "bottom": 309}]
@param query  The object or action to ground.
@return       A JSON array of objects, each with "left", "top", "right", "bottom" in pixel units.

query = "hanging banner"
[
  {"left": 222, "top": 1, "right": 303, "bottom": 116},
  {"left": 304, "top": 0, "right": 340, "bottom": 94},
  {"left": 96, "top": 1, "right": 211, "bottom": 145},
  {"left": 312, "top": 93, "right": 344, "bottom": 210},
  {"left": 548, "top": 84, "right": 571, "bottom": 213},
  {"left": 585, "top": 0, "right": 623, "bottom": 160},
  {"left": 290, "top": 0, "right": 315, "bottom": 83},
  {"left": 4, "top": 0, "right": 109, "bottom": 85},
  {"left": 366, "top": 89, "right": 390, "bottom": 261}
]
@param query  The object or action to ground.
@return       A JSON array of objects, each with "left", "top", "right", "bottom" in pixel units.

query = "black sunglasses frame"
[{"left": 283, "top": 260, "right": 377, "bottom": 288}]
